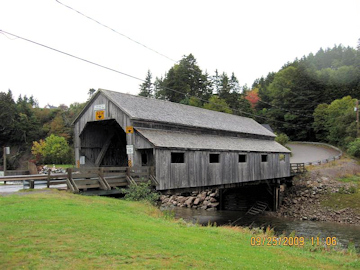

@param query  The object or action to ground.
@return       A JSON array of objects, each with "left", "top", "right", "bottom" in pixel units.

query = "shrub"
[
  {"left": 121, "top": 181, "right": 159, "bottom": 205},
  {"left": 347, "top": 138, "right": 360, "bottom": 158},
  {"left": 32, "top": 134, "right": 73, "bottom": 164},
  {"left": 275, "top": 133, "right": 290, "bottom": 146}
]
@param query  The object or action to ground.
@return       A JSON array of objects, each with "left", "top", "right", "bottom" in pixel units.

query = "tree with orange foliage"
[{"left": 245, "top": 88, "right": 260, "bottom": 108}]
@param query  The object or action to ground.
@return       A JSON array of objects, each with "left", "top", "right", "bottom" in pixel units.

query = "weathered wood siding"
[
  {"left": 74, "top": 93, "right": 132, "bottom": 138},
  {"left": 74, "top": 92, "right": 135, "bottom": 166},
  {"left": 155, "top": 149, "right": 290, "bottom": 190},
  {"left": 74, "top": 91, "right": 290, "bottom": 187}
]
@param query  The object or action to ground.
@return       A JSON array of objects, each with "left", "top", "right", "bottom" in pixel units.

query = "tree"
[
  {"left": 245, "top": 88, "right": 260, "bottom": 108},
  {"left": 48, "top": 113, "right": 70, "bottom": 140},
  {"left": 156, "top": 54, "right": 212, "bottom": 103},
  {"left": 229, "top": 72, "right": 240, "bottom": 93},
  {"left": 275, "top": 133, "right": 290, "bottom": 146},
  {"left": 13, "top": 94, "right": 43, "bottom": 144},
  {"left": 31, "top": 139, "right": 46, "bottom": 163},
  {"left": 0, "top": 90, "right": 17, "bottom": 145},
  {"left": 347, "top": 138, "right": 360, "bottom": 158},
  {"left": 218, "top": 72, "right": 231, "bottom": 102},
  {"left": 88, "top": 88, "right": 96, "bottom": 99},
  {"left": 139, "top": 70, "right": 153, "bottom": 97},
  {"left": 32, "top": 134, "right": 72, "bottom": 164},
  {"left": 312, "top": 103, "right": 329, "bottom": 141},
  {"left": 211, "top": 69, "right": 221, "bottom": 94},
  {"left": 324, "top": 96, "right": 357, "bottom": 146},
  {"left": 203, "top": 96, "right": 232, "bottom": 113}
]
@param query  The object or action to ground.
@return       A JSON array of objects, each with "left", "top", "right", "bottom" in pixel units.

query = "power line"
[
  {"left": 55, "top": 0, "right": 325, "bottom": 122},
  {"left": 0, "top": 29, "right": 312, "bottom": 129},
  {"left": 0, "top": 29, "right": 145, "bottom": 83},
  {"left": 55, "top": 0, "right": 313, "bottom": 123},
  {"left": 257, "top": 99, "right": 314, "bottom": 118},
  {"left": 0, "top": 32, "right": 18, "bottom": 40},
  {"left": 55, "top": 0, "right": 177, "bottom": 63}
]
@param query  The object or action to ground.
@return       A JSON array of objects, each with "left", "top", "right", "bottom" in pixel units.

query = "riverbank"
[
  {"left": 276, "top": 157, "right": 360, "bottom": 225},
  {"left": 1, "top": 190, "right": 359, "bottom": 269}
]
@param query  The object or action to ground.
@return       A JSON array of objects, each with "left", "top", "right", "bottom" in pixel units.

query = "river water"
[{"left": 168, "top": 207, "right": 360, "bottom": 251}]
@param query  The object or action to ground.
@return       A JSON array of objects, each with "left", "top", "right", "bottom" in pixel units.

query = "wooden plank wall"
[
  {"left": 156, "top": 149, "right": 290, "bottom": 190},
  {"left": 74, "top": 93, "right": 137, "bottom": 167},
  {"left": 74, "top": 93, "right": 132, "bottom": 145}
]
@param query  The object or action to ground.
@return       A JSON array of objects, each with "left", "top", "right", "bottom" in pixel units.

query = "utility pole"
[
  {"left": 356, "top": 99, "right": 359, "bottom": 138},
  {"left": 3, "top": 146, "right": 6, "bottom": 177},
  {"left": 3, "top": 146, "right": 10, "bottom": 184}
]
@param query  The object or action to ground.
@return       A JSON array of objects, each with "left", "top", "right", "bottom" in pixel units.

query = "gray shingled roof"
[
  {"left": 137, "top": 129, "right": 290, "bottom": 153},
  {"left": 100, "top": 89, "right": 275, "bottom": 138}
]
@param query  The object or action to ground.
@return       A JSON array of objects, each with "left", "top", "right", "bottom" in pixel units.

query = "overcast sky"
[{"left": 1, "top": 0, "right": 359, "bottom": 107}]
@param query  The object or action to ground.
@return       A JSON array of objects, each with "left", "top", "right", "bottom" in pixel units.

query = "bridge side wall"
[{"left": 155, "top": 149, "right": 290, "bottom": 190}]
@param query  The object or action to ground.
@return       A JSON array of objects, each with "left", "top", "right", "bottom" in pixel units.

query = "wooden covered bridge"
[{"left": 69, "top": 89, "right": 294, "bottom": 210}]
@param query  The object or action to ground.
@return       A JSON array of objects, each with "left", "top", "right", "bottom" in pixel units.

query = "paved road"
[
  {"left": 0, "top": 182, "right": 66, "bottom": 195},
  {"left": 287, "top": 142, "right": 341, "bottom": 164},
  {"left": 0, "top": 184, "right": 24, "bottom": 194}
]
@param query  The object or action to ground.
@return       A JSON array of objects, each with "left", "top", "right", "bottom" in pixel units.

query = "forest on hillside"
[
  {"left": 1, "top": 43, "right": 360, "bottom": 169},
  {"left": 0, "top": 92, "right": 86, "bottom": 169},
  {"left": 140, "top": 43, "right": 360, "bottom": 156}
]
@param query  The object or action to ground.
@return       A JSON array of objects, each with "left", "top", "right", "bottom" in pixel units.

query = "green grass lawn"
[
  {"left": 45, "top": 164, "right": 75, "bottom": 169},
  {"left": 0, "top": 190, "right": 359, "bottom": 269}
]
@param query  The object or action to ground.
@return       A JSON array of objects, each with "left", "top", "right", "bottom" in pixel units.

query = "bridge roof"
[
  {"left": 100, "top": 89, "right": 276, "bottom": 138},
  {"left": 137, "top": 129, "right": 290, "bottom": 153}
]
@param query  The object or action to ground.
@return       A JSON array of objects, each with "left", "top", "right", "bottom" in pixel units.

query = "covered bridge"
[{"left": 73, "top": 89, "right": 291, "bottom": 192}]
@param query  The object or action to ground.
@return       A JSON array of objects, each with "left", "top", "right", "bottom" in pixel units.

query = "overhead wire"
[
  {"left": 54, "top": 0, "right": 320, "bottom": 124},
  {"left": 55, "top": 0, "right": 177, "bottom": 63},
  {"left": 0, "top": 30, "right": 144, "bottom": 82},
  {"left": 0, "top": 29, "right": 313, "bottom": 129},
  {"left": 256, "top": 100, "right": 314, "bottom": 118},
  {"left": 0, "top": 32, "right": 18, "bottom": 40}
]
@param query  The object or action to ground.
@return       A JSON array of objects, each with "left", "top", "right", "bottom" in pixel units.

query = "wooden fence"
[
  {"left": 0, "top": 166, "right": 157, "bottom": 195},
  {"left": 290, "top": 163, "right": 306, "bottom": 175}
]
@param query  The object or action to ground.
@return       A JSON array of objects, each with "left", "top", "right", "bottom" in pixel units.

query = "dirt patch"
[{"left": 276, "top": 157, "right": 360, "bottom": 225}]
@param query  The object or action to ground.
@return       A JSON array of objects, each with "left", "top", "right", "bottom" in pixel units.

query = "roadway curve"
[{"left": 287, "top": 142, "right": 342, "bottom": 164}]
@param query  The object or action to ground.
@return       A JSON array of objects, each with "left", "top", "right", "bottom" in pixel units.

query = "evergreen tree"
[
  {"left": 139, "top": 70, "right": 153, "bottom": 97},
  {"left": 0, "top": 90, "right": 17, "bottom": 145},
  {"left": 88, "top": 88, "right": 96, "bottom": 99},
  {"left": 156, "top": 54, "right": 212, "bottom": 103}
]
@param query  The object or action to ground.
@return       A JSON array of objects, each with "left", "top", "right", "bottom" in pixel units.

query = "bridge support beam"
[{"left": 272, "top": 183, "right": 280, "bottom": 212}]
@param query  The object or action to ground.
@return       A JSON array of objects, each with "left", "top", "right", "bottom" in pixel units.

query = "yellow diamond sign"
[{"left": 95, "top": 110, "right": 105, "bottom": 120}]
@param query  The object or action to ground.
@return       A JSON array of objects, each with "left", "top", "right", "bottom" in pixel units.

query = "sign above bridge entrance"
[
  {"left": 95, "top": 110, "right": 105, "bottom": 120},
  {"left": 94, "top": 104, "right": 105, "bottom": 110}
]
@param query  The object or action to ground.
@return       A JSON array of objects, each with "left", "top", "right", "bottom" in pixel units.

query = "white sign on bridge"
[
  {"left": 94, "top": 104, "right": 106, "bottom": 110},
  {"left": 126, "top": 145, "right": 134, "bottom": 155}
]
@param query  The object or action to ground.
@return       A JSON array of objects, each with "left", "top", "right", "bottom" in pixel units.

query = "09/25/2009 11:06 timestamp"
[{"left": 250, "top": 236, "right": 337, "bottom": 246}]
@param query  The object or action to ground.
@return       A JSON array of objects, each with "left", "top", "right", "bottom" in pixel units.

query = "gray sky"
[{"left": 1, "top": 0, "right": 359, "bottom": 107}]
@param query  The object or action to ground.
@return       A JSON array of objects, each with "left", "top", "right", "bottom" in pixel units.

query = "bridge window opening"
[
  {"left": 171, "top": 152, "right": 185, "bottom": 163},
  {"left": 261, "top": 154, "right": 268, "bottom": 162},
  {"left": 209, "top": 153, "right": 220, "bottom": 163},
  {"left": 141, "top": 153, "right": 148, "bottom": 166},
  {"left": 238, "top": 154, "right": 247, "bottom": 163},
  {"left": 279, "top": 154, "right": 285, "bottom": 162}
]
